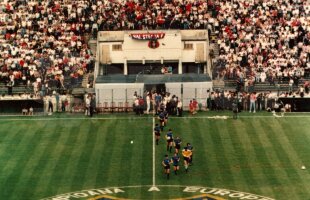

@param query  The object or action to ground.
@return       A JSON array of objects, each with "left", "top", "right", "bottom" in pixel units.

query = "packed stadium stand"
[{"left": 0, "top": 0, "right": 309, "bottom": 113}]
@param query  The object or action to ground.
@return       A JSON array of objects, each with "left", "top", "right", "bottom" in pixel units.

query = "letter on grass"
[
  {"left": 183, "top": 186, "right": 201, "bottom": 192},
  {"left": 97, "top": 189, "right": 113, "bottom": 195},
  {"left": 240, "top": 194, "right": 259, "bottom": 199},
  {"left": 214, "top": 189, "right": 231, "bottom": 196},
  {"left": 114, "top": 188, "right": 125, "bottom": 193}
]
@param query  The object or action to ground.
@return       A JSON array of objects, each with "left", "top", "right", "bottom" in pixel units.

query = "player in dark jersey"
[
  {"left": 162, "top": 154, "right": 171, "bottom": 179},
  {"left": 171, "top": 153, "right": 180, "bottom": 175},
  {"left": 163, "top": 109, "right": 169, "bottom": 126},
  {"left": 186, "top": 143, "right": 194, "bottom": 165},
  {"left": 174, "top": 136, "right": 182, "bottom": 154},
  {"left": 154, "top": 123, "right": 161, "bottom": 145},
  {"left": 158, "top": 110, "right": 165, "bottom": 131},
  {"left": 166, "top": 129, "right": 173, "bottom": 152}
]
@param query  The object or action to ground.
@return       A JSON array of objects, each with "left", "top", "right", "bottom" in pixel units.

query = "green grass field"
[{"left": 0, "top": 112, "right": 309, "bottom": 200}]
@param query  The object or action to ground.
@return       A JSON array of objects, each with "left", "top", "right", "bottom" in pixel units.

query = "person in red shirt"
[
  {"left": 192, "top": 99, "right": 198, "bottom": 114},
  {"left": 138, "top": 96, "right": 144, "bottom": 116},
  {"left": 249, "top": 93, "right": 256, "bottom": 113},
  {"left": 189, "top": 100, "right": 194, "bottom": 115}
]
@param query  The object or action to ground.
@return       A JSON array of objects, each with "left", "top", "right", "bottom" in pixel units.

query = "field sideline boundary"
[{"left": 0, "top": 114, "right": 309, "bottom": 121}]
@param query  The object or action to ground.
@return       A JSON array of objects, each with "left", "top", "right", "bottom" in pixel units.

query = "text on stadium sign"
[{"left": 130, "top": 33, "right": 165, "bottom": 40}]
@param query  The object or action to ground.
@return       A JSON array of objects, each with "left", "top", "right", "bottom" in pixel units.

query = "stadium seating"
[{"left": 0, "top": 0, "right": 308, "bottom": 101}]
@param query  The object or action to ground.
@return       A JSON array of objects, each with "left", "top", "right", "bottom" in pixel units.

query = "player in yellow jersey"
[{"left": 182, "top": 146, "right": 192, "bottom": 173}]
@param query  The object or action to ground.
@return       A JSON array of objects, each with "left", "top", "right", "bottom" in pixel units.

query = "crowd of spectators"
[
  {"left": 0, "top": 0, "right": 309, "bottom": 101},
  {"left": 0, "top": 0, "right": 94, "bottom": 97},
  {"left": 206, "top": 90, "right": 299, "bottom": 113},
  {"left": 212, "top": 0, "right": 309, "bottom": 89}
]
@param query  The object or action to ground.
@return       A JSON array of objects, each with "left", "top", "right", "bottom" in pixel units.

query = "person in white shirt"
[
  {"left": 85, "top": 95, "right": 91, "bottom": 116},
  {"left": 146, "top": 92, "right": 151, "bottom": 114},
  {"left": 177, "top": 98, "right": 183, "bottom": 117}
]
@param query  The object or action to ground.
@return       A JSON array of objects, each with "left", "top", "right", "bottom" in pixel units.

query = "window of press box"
[{"left": 112, "top": 44, "right": 122, "bottom": 51}]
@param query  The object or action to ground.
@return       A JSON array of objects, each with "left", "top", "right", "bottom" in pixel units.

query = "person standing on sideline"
[
  {"left": 155, "top": 92, "right": 162, "bottom": 115},
  {"left": 146, "top": 92, "right": 151, "bottom": 114},
  {"left": 192, "top": 98, "right": 198, "bottom": 114},
  {"left": 154, "top": 123, "right": 161, "bottom": 145},
  {"left": 138, "top": 96, "right": 144, "bottom": 115},
  {"left": 55, "top": 92, "right": 60, "bottom": 112},
  {"left": 61, "top": 94, "right": 67, "bottom": 112},
  {"left": 177, "top": 98, "right": 183, "bottom": 117},
  {"left": 162, "top": 155, "right": 171, "bottom": 179},
  {"left": 85, "top": 94, "right": 90, "bottom": 116},
  {"left": 249, "top": 92, "right": 256, "bottom": 113},
  {"left": 152, "top": 91, "right": 156, "bottom": 115},
  {"left": 189, "top": 100, "right": 194, "bottom": 115},
  {"left": 90, "top": 95, "right": 96, "bottom": 117},
  {"left": 48, "top": 95, "right": 53, "bottom": 115},
  {"left": 171, "top": 153, "right": 180, "bottom": 175}
]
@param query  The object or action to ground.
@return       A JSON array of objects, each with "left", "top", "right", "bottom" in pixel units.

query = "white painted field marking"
[
  {"left": 0, "top": 113, "right": 310, "bottom": 122},
  {"left": 41, "top": 185, "right": 275, "bottom": 200},
  {"left": 148, "top": 117, "right": 160, "bottom": 192}
]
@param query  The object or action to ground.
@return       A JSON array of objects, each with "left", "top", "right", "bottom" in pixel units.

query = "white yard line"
[{"left": 152, "top": 117, "right": 156, "bottom": 186}]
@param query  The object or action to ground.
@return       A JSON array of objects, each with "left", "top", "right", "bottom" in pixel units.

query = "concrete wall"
[
  {"left": 166, "top": 82, "right": 213, "bottom": 109},
  {"left": 95, "top": 81, "right": 213, "bottom": 110},
  {"left": 95, "top": 83, "right": 144, "bottom": 105}
]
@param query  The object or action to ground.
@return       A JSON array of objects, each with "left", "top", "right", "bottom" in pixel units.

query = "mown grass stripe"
[
  {"left": 138, "top": 118, "right": 153, "bottom": 185},
  {"left": 67, "top": 120, "right": 101, "bottom": 191},
  {"left": 53, "top": 121, "right": 84, "bottom": 196},
  {"left": 208, "top": 120, "right": 235, "bottom": 189},
  {"left": 127, "top": 118, "right": 153, "bottom": 189},
  {"left": 230, "top": 119, "right": 267, "bottom": 196},
  {"left": 68, "top": 122, "right": 99, "bottom": 191},
  {"left": 280, "top": 119, "right": 310, "bottom": 165},
  {"left": 20, "top": 123, "right": 63, "bottom": 199},
  {"left": 116, "top": 121, "right": 134, "bottom": 186},
  {"left": 0, "top": 123, "right": 36, "bottom": 199},
  {"left": 222, "top": 119, "right": 253, "bottom": 193},
  {"left": 196, "top": 119, "right": 221, "bottom": 188},
  {"left": 198, "top": 119, "right": 214, "bottom": 186},
  {"left": 265, "top": 119, "right": 310, "bottom": 199},
  {"left": 9, "top": 123, "right": 50, "bottom": 198},
  {"left": 94, "top": 120, "right": 118, "bottom": 187},
  {"left": 0, "top": 123, "right": 24, "bottom": 173},
  {"left": 45, "top": 121, "right": 93, "bottom": 197},
  {"left": 246, "top": 118, "right": 282, "bottom": 199},
  {"left": 32, "top": 122, "right": 73, "bottom": 197},
  {"left": 94, "top": 121, "right": 115, "bottom": 187},
  {"left": 213, "top": 120, "right": 239, "bottom": 189},
  {"left": 254, "top": 118, "right": 300, "bottom": 199},
  {"left": 190, "top": 119, "right": 214, "bottom": 187},
  {"left": 82, "top": 121, "right": 105, "bottom": 189},
  {"left": 121, "top": 122, "right": 143, "bottom": 198}
]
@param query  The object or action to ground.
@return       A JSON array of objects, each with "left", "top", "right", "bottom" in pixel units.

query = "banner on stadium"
[{"left": 130, "top": 33, "right": 165, "bottom": 40}]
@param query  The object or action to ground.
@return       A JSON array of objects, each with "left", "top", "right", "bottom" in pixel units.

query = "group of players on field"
[{"left": 155, "top": 110, "right": 193, "bottom": 180}]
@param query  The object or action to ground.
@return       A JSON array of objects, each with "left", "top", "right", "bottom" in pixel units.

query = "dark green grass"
[{"left": 0, "top": 112, "right": 309, "bottom": 199}]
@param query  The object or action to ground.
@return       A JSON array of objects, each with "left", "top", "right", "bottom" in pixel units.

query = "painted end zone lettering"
[
  {"left": 46, "top": 189, "right": 124, "bottom": 200},
  {"left": 43, "top": 185, "right": 274, "bottom": 200},
  {"left": 183, "top": 186, "right": 275, "bottom": 200}
]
